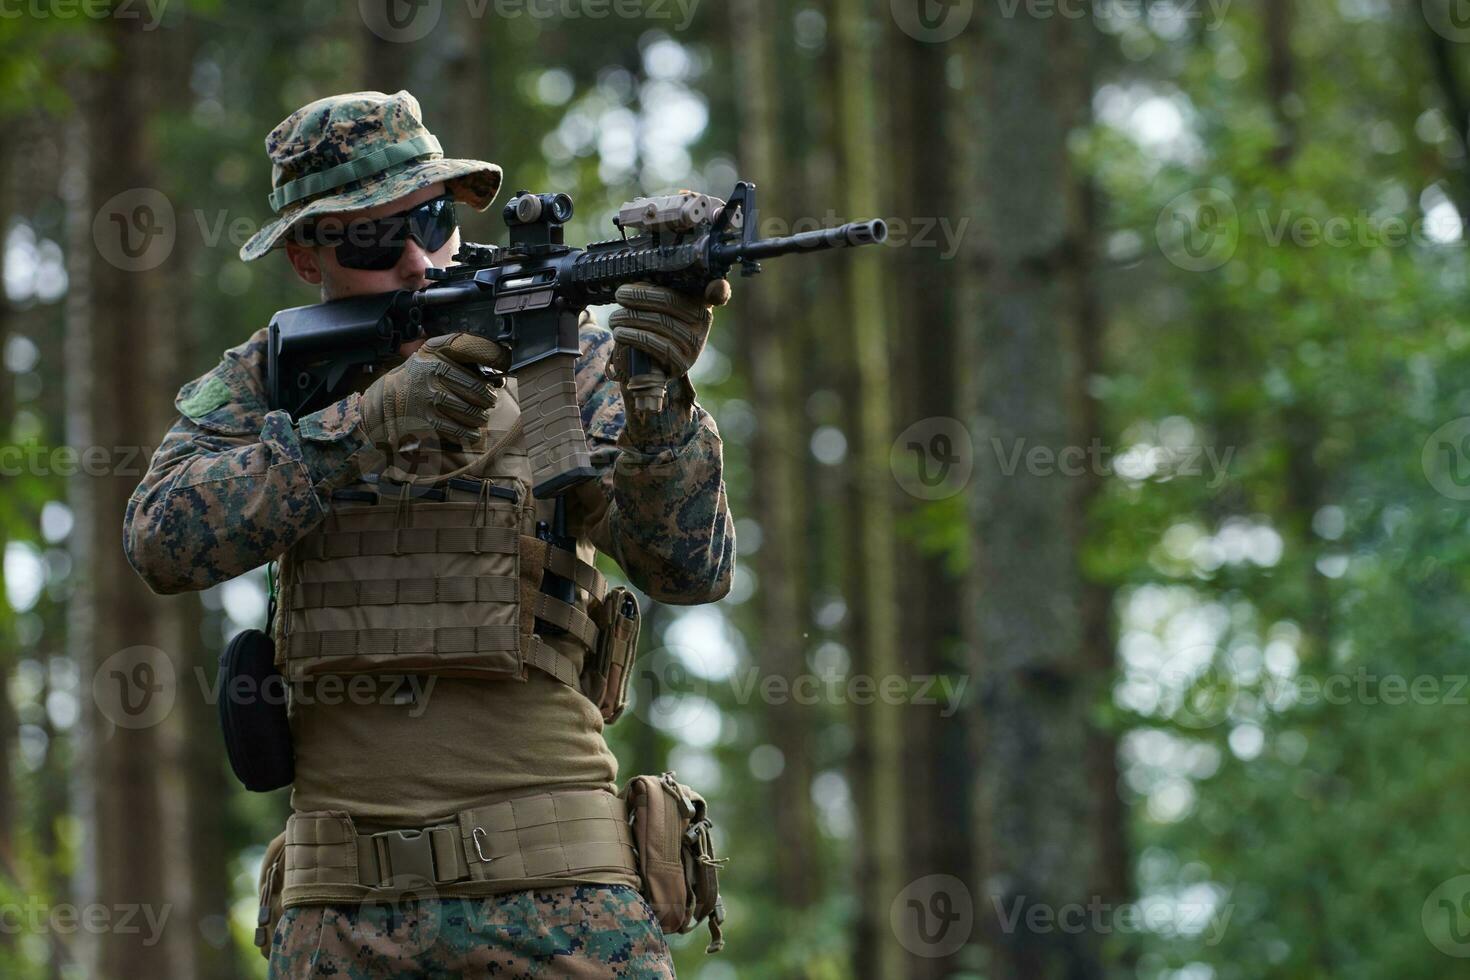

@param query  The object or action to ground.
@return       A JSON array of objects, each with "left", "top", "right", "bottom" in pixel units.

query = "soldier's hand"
[
  {"left": 608, "top": 280, "right": 731, "bottom": 383},
  {"left": 360, "top": 332, "right": 510, "bottom": 448}
]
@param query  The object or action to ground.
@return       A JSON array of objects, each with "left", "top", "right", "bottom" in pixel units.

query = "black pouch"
[{"left": 218, "top": 628, "right": 294, "bottom": 792}]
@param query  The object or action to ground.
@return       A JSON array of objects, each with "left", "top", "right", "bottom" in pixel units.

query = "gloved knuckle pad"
[
  {"left": 433, "top": 389, "right": 469, "bottom": 413},
  {"left": 434, "top": 397, "right": 486, "bottom": 430},
  {"left": 609, "top": 306, "right": 656, "bottom": 330},
  {"left": 613, "top": 282, "right": 658, "bottom": 306},
  {"left": 660, "top": 312, "right": 704, "bottom": 343},
  {"left": 615, "top": 282, "right": 705, "bottom": 319},
  {"left": 612, "top": 327, "right": 670, "bottom": 357},
  {"left": 455, "top": 406, "right": 491, "bottom": 429},
  {"left": 428, "top": 417, "right": 473, "bottom": 443},
  {"left": 438, "top": 368, "right": 491, "bottom": 405},
  {"left": 610, "top": 310, "right": 663, "bottom": 333}
]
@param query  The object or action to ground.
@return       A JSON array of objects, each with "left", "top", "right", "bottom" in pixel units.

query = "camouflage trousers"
[{"left": 268, "top": 884, "right": 676, "bottom": 978}]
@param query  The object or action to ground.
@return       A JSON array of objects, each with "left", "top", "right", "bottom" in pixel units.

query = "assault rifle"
[{"left": 266, "top": 181, "right": 887, "bottom": 498}]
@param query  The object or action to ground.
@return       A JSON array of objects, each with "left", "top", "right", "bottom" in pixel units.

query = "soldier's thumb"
[{"left": 424, "top": 332, "right": 512, "bottom": 371}]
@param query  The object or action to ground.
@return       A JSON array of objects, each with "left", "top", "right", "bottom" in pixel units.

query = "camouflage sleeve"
[
  {"left": 123, "top": 327, "right": 378, "bottom": 595},
  {"left": 569, "top": 317, "right": 735, "bottom": 605}
]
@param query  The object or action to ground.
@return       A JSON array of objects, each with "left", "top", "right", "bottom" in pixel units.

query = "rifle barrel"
[{"left": 715, "top": 218, "right": 887, "bottom": 263}]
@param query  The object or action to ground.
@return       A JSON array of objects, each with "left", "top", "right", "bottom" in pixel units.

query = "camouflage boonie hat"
[{"left": 239, "top": 90, "right": 502, "bottom": 261}]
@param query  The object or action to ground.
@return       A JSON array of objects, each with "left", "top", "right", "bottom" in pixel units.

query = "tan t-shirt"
[{"left": 288, "top": 672, "right": 618, "bottom": 828}]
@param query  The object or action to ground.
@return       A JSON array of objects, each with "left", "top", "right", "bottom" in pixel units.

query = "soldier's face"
[{"left": 285, "top": 181, "right": 461, "bottom": 357}]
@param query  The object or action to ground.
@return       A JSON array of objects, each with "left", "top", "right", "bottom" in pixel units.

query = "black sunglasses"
[{"left": 304, "top": 194, "right": 459, "bottom": 271}]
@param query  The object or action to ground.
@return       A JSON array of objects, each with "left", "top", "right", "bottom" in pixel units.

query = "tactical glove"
[
  {"left": 359, "top": 332, "right": 510, "bottom": 448},
  {"left": 608, "top": 280, "right": 731, "bottom": 385}
]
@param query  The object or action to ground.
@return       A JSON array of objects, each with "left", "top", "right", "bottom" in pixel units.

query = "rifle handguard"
[{"left": 517, "top": 353, "right": 598, "bottom": 496}]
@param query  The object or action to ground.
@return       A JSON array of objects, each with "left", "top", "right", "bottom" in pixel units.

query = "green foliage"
[
  {"left": 1088, "top": 3, "right": 1470, "bottom": 977},
  {"left": 7, "top": 1, "right": 1470, "bottom": 977}
]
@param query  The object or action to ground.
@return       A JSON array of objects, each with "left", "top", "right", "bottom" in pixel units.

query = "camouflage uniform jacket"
[{"left": 123, "top": 317, "right": 735, "bottom": 605}]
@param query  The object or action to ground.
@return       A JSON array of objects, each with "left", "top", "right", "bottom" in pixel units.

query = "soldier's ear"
[{"left": 284, "top": 241, "right": 323, "bottom": 286}]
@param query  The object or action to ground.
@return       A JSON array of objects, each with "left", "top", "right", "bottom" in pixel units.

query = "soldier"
[{"left": 123, "top": 90, "right": 734, "bottom": 978}]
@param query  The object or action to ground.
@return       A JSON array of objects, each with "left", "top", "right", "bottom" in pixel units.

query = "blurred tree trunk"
[
  {"left": 1078, "top": 174, "right": 1130, "bottom": 935},
  {"left": 168, "top": 202, "right": 240, "bottom": 980},
  {"left": 885, "top": 20, "right": 977, "bottom": 980},
  {"left": 0, "top": 130, "right": 16, "bottom": 905},
  {"left": 359, "top": 0, "right": 415, "bottom": 92},
  {"left": 149, "top": 18, "right": 243, "bottom": 977},
  {"left": 15, "top": 111, "right": 74, "bottom": 980},
  {"left": 963, "top": 10, "right": 1111, "bottom": 979},
  {"left": 67, "top": 17, "right": 171, "bottom": 980},
  {"left": 176, "top": 600, "right": 238, "bottom": 980},
  {"left": 61, "top": 98, "right": 100, "bottom": 980},
  {"left": 1262, "top": 14, "right": 1338, "bottom": 971},
  {"left": 830, "top": 2, "right": 903, "bottom": 979},
  {"left": 444, "top": 0, "right": 498, "bottom": 244},
  {"left": 0, "top": 119, "right": 24, "bottom": 978},
  {"left": 730, "top": 0, "right": 821, "bottom": 917},
  {"left": 1265, "top": 0, "right": 1297, "bottom": 165},
  {"left": 33, "top": 670, "right": 63, "bottom": 980},
  {"left": 1422, "top": 4, "right": 1470, "bottom": 220}
]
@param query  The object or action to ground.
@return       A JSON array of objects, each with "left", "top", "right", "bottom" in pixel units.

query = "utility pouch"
[
  {"left": 254, "top": 831, "right": 287, "bottom": 959},
  {"left": 218, "top": 628, "right": 294, "bottom": 792},
  {"left": 621, "top": 771, "right": 727, "bottom": 953},
  {"left": 582, "top": 587, "right": 640, "bottom": 724}
]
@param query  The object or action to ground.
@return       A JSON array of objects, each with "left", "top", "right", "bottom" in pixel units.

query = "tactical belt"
[{"left": 283, "top": 789, "right": 638, "bottom": 902}]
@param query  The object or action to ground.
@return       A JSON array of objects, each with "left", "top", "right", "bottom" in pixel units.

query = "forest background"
[{"left": 3, "top": 1, "right": 1470, "bottom": 978}]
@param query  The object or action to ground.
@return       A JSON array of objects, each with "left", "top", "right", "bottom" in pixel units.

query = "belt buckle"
[{"left": 376, "top": 828, "right": 438, "bottom": 887}]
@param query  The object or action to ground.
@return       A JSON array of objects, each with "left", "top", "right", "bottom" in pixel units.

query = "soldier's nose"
[{"left": 397, "top": 238, "right": 433, "bottom": 288}]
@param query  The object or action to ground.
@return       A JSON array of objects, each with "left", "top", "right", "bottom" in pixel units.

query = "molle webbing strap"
[
  {"left": 291, "top": 575, "right": 519, "bottom": 609},
  {"left": 284, "top": 812, "right": 359, "bottom": 889},
  {"left": 530, "top": 592, "right": 599, "bottom": 652},
  {"left": 297, "top": 525, "right": 520, "bottom": 561},
  {"left": 546, "top": 545, "right": 608, "bottom": 601},
  {"left": 518, "top": 534, "right": 609, "bottom": 603},
  {"left": 288, "top": 624, "right": 521, "bottom": 659},
  {"left": 286, "top": 627, "right": 583, "bottom": 691},
  {"left": 460, "top": 790, "right": 636, "bottom": 881},
  {"left": 521, "top": 634, "right": 582, "bottom": 689},
  {"left": 303, "top": 791, "right": 638, "bottom": 891}
]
